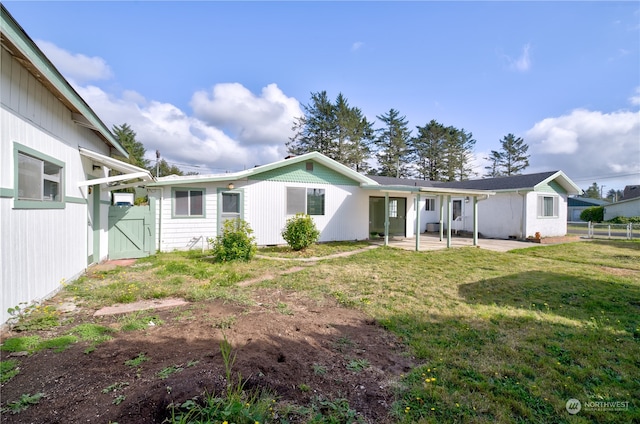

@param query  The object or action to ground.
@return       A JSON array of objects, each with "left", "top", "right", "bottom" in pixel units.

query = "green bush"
[
  {"left": 281, "top": 213, "right": 320, "bottom": 251},
  {"left": 606, "top": 216, "right": 640, "bottom": 224},
  {"left": 209, "top": 219, "right": 257, "bottom": 262},
  {"left": 580, "top": 206, "right": 604, "bottom": 223}
]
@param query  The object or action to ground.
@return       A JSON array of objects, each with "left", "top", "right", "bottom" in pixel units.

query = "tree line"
[
  {"left": 287, "top": 91, "right": 530, "bottom": 181},
  {"left": 111, "top": 91, "right": 531, "bottom": 182}
]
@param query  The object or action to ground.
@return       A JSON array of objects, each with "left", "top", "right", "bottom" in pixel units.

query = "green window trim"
[
  {"left": 171, "top": 187, "right": 206, "bottom": 218},
  {"left": 13, "top": 142, "right": 66, "bottom": 210}
]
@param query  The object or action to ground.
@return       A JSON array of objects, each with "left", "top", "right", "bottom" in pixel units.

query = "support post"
[
  {"left": 446, "top": 195, "right": 452, "bottom": 248},
  {"left": 473, "top": 196, "right": 479, "bottom": 246},
  {"left": 384, "top": 192, "right": 389, "bottom": 246},
  {"left": 439, "top": 195, "right": 444, "bottom": 241},
  {"left": 415, "top": 194, "right": 421, "bottom": 251}
]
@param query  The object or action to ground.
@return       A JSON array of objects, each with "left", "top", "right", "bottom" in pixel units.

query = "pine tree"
[
  {"left": 288, "top": 91, "right": 337, "bottom": 158},
  {"left": 485, "top": 134, "right": 529, "bottom": 177},
  {"left": 496, "top": 133, "right": 529, "bottom": 176},
  {"left": 373, "top": 109, "right": 412, "bottom": 177},
  {"left": 412, "top": 119, "right": 446, "bottom": 181},
  {"left": 112, "top": 123, "right": 150, "bottom": 169}
]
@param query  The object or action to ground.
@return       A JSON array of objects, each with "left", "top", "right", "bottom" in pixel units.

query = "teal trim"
[
  {"left": 13, "top": 142, "right": 66, "bottom": 209},
  {"left": 1, "top": 5, "right": 128, "bottom": 157},
  {"left": 251, "top": 161, "right": 359, "bottom": 186},
  {"left": 537, "top": 179, "right": 566, "bottom": 194},
  {"left": 0, "top": 188, "right": 14, "bottom": 198},
  {"left": 217, "top": 187, "right": 245, "bottom": 236},
  {"left": 66, "top": 196, "right": 86, "bottom": 204},
  {"left": 100, "top": 200, "right": 112, "bottom": 205},
  {"left": 171, "top": 187, "right": 206, "bottom": 218}
]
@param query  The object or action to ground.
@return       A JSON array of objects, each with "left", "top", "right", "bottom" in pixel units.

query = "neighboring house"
[
  {"left": 0, "top": 5, "right": 153, "bottom": 325},
  {"left": 603, "top": 197, "right": 640, "bottom": 221},
  {"left": 567, "top": 197, "right": 610, "bottom": 222},
  {"left": 622, "top": 185, "right": 640, "bottom": 201}
]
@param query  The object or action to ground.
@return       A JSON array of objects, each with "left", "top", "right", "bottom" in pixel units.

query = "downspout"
[{"left": 157, "top": 187, "right": 163, "bottom": 251}]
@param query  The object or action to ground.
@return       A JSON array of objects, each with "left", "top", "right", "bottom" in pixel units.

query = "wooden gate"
[{"left": 108, "top": 199, "right": 156, "bottom": 260}]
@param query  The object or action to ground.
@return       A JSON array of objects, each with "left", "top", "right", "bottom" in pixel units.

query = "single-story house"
[
  {"left": 603, "top": 197, "right": 640, "bottom": 221},
  {"left": 0, "top": 5, "right": 153, "bottom": 325},
  {"left": 148, "top": 156, "right": 581, "bottom": 251},
  {"left": 147, "top": 152, "right": 498, "bottom": 251},
  {"left": 567, "top": 197, "right": 610, "bottom": 222}
]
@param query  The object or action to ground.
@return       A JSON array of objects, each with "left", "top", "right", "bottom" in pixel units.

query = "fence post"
[
  {"left": 588, "top": 221, "right": 592, "bottom": 238},
  {"left": 628, "top": 223, "right": 632, "bottom": 240},
  {"left": 608, "top": 225, "right": 611, "bottom": 239}
]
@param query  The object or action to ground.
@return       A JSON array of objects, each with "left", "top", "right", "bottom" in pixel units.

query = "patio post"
[
  {"left": 447, "top": 195, "right": 452, "bottom": 248},
  {"left": 439, "top": 195, "right": 444, "bottom": 241},
  {"left": 384, "top": 192, "right": 389, "bottom": 246},
  {"left": 415, "top": 194, "right": 421, "bottom": 251},
  {"left": 473, "top": 196, "right": 479, "bottom": 246}
]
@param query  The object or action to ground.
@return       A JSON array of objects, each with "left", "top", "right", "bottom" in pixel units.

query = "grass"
[
  {"left": 6, "top": 240, "right": 638, "bottom": 423},
  {"left": 1, "top": 392, "right": 44, "bottom": 414},
  {"left": 1, "top": 359, "right": 20, "bottom": 383},
  {"left": 257, "top": 240, "right": 371, "bottom": 258},
  {"left": 268, "top": 240, "right": 639, "bottom": 423}
]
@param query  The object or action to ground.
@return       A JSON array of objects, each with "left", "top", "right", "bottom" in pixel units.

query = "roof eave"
[{"left": 0, "top": 4, "right": 128, "bottom": 158}]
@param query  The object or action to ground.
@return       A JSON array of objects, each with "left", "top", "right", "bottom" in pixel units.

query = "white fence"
[{"left": 567, "top": 221, "right": 639, "bottom": 240}]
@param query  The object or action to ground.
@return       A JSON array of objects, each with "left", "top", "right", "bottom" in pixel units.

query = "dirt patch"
[
  {"left": 540, "top": 236, "right": 584, "bottom": 244},
  {"left": 1, "top": 290, "right": 414, "bottom": 423}
]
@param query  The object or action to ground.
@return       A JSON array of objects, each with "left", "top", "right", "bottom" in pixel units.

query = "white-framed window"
[
  {"left": 425, "top": 198, "right": 435, "bottom": 211},
  {"left": 287, "top": 187, "right": 325, "bottom": 215},
  {"left": 389, "top": 199, "right": 398, "bottom": 218},
  {"left": 14, "top": 144, "right": 64, "bottom": 209},
  {"left": 173, "top": 188, "right": 204, "bottom": 217},
  {"left": 537, "top": 195, "right": 559, "bottom": 218}
]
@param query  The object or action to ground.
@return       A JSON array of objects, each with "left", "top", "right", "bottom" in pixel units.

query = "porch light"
[
  {"left": 227, "top": 183, "right": 234, "bottom": 190},
  {"left": 465, "top": 196, "right": 470, "bottom": 203}
]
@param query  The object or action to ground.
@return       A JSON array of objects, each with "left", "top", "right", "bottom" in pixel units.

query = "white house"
[
  {"left": 0, "top": 5, "right": 153, "bottom": 325},
  {"left": 364, "top": 171, "right": 582, "bottom": 240}
]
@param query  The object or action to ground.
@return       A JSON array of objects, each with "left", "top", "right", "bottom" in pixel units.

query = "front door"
[{"left": 369, "top": 197, "right": 406, "bottom": 237}]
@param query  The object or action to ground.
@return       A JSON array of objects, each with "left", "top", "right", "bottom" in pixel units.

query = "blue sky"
[{"left": 5, "top": 1, "right": 640, "bottom": 192}]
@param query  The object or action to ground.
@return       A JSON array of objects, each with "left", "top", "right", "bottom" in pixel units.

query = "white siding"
[
  {"left": 1, "top": 47, "right": 111, "bottom": 325},
  {"left": 525, "top": 191, "right": 569, "bottom": 238},
  {"left": 604, "top": 199, "right": 640, "bottom": 221}
]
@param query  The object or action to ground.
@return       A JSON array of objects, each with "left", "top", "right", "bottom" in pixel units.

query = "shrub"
[
  {"left": 607, "top": 216, "right": 640, "bottom": 224},
  {"left": 281, "top": 213, "right": 320, "bottom": 251},
  {"left": 580, "top": 206, "right": 604, "bottom": 223},
  {"left": 209, "top": 219, "right": 257, "bottom": 262}
]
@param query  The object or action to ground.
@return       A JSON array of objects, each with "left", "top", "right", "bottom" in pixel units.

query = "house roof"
[
  {"left": 568, "top": 197, "right": 610, "bottom": 207},
  {"left": 149, "top": 152, "right": 379, "bottom": 187},
  {"left": 368, "top": 170, "right": 582, "bottom": 196},
  {"left": 433, "top": 171, "right": 582, "bottom": 195},
  {"left": 0, "top": 4, "right": 128, "bottom": 158},
  {"left": 623, "top": 185, "right": 640, "bottom": 200}
]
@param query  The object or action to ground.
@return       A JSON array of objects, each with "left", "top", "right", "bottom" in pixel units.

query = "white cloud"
[
  {"left": 76, "top": 83, "right": 297, "bottom": 173},
  {"left": 352, "top": 41, "right": 364, "bottom": 51},
  {"left": 630, "top": 86, "right": 640, "bottom": 106},
  {"left": 510, "top": 43, "right": 532, "bottom": 72},
  {"left": 190, "top": 83, "right": 302, "bottom": 148},
  {"left": 36, "top": 40, "right": 113, "bottom": 83},
  {"left": 526, "top": 109, "right": 640, "bottom": 186}
]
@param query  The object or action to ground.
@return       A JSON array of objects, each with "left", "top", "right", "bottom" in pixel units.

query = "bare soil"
[{"left": 1, "top": 288, "right": 414, "bottom": 423}]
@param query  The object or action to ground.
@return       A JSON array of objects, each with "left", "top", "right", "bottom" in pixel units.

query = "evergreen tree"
[
  {"left": 373, "top": 109, "right": 412, "bottom": 177},
  {"left": 584, "top": 182, "right": 601, "bottom": 199},
  {"left": 495, "top": 133, "right": 530, "bottom": 176},
  {"left": 605, "top": 188, "right": 622, "bottom": 202},
  {"left": 484, "top": 150, "right": 502, "bottom": 178},
  {"left": 287, "top": 91, "right": 373, "bottom": 172},
  {"left": 412, "top": 119, "right": 446, "bottom": 181},
  {"left": 288, "top": 91, "right": 337, "bottom": 158},
  {"left": 155, "top": 159, "right": 184, "bottom": 177},
  {"left": 112, "top": 123, "right": 149, "bottom": 168},
  {"left": 453, "top": 128, "right": 477, "bottom": 181}
]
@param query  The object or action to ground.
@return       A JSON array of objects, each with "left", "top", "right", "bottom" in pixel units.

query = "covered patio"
[
  {"left": 362, "top": 184, "right": 496, "bottom": 251},
  {"left": 369, "top": 232, "right": 531, "bottom": 253}
]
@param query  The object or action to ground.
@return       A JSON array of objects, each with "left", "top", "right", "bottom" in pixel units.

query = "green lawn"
[
  {"left": 264, "top": 240, "right": 639, "bottom": 423},
  {"left": 11, "top": 240, "right": 639, "bottom": 423}
]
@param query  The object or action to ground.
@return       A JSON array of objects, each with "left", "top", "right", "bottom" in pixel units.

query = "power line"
[{"left": 571, "top": 172, "right": 640, "bottom": 182}]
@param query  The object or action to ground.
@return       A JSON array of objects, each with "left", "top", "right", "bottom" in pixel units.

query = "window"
[
  {"left": 537, "top": 195, "right": 559, "bottom": 218},
  {"left": 287, "top": 187, "right": 325, "bottom": 215},
  {"left": 389, "top": 199, "right": 398, "bottom": 218},
  {"left": 15, "top": 146, "right": 64, "bottom": 208},
  {"left": 222, "top": 192, "right": 240, "bottom": 214},
  {"left": 174, "top": 189, "right": 204, "bottom": 217},
  {"left": 425, "top": 198, "right": 435, "bottom": 211}
]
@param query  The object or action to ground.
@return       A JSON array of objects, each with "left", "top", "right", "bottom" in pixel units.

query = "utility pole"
[
  {"left": 600, "top": 185, "right": 605, "bottom": 199},
  {"left": 155, "top": 150, "right": 160, "bottom": 177}
]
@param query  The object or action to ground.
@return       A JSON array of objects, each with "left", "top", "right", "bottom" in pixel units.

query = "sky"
[{"left": 4, "top": 1, "right": 640, "bottom": 194}]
